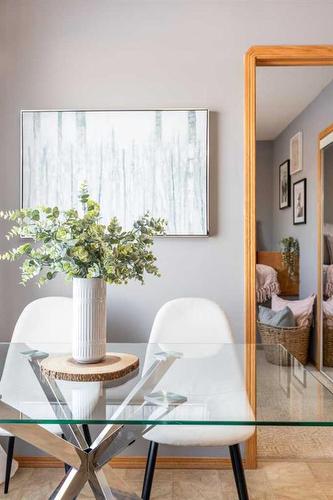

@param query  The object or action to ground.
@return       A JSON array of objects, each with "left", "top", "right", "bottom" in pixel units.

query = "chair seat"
[
  {"left": 144, "top": 390, "right": 255, "bottom": 446},
  {"left": 144, "top": 423, "right": 254, "bottom": 447}
]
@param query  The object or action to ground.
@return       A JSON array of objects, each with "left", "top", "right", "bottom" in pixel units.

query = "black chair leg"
[
  {"left": 4, "top": 436, "right": 15, "bottom": 494},
  {"left": 229, "top": 444, "right": 249, "bottom": 500},
  {"left": 82, "top": 424, "right": 92, "bottom": 447},
  {"left": 142, "top": 441, "right": 159, "bottom": 500}
]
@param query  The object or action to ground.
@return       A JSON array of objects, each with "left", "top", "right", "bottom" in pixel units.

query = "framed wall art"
[
  {"left": 21, "top": 109, "right": 209, "bottom": 236},
  {"left": 292, "top": 358, "right": 307, "bottom": 388},
  {"left": 290, "top": 131, "right": 303, "bottom": 175},
  {"left": 279, "top": 160, "right": 291, "bottom": 209},
  {"left": 293, "top": 178, "right": 307, "bottom": 225}
]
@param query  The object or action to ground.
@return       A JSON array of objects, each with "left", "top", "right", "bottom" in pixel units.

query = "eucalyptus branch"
[{"left": 0, "top": 183, "right": 167, "bottom": 286}]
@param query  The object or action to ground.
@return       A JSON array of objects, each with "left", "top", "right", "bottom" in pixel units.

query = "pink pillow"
[{"left": 271, "top": 294, "right": 315, "bottom": 326}]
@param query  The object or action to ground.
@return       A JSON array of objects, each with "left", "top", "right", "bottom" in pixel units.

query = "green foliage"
[
  {"left": 280, "top": 236, "right": 299, "bottom": 281},
  {"left": 0, "top": 183, "right": 167, "bottom": 286}
]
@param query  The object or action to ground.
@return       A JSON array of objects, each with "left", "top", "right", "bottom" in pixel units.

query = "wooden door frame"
[{"left": 244, "top": 45, "right": 333, "bottom": 468}]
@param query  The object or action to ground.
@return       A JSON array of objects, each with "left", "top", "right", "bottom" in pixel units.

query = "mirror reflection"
[
  {"left": 322, "top": 139, "right": 333, "bottom": 377},
  {"left": 254, "top": 67, "right": 333, "bottom": 385}
]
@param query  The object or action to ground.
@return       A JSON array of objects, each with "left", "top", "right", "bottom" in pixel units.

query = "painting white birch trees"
[{"left": 22, "top": 110, "right": 208, "bottom": 235}]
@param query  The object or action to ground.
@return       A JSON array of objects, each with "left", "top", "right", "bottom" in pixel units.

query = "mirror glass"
[
  {"left": 255, "top": 65, "right": 333, "bottom": 458},
  {"left": 321, "top": 138, "right": 333, "bottom": 379},
  {"left": 254, "top": 66, "right": 333, "bottom": 375}
]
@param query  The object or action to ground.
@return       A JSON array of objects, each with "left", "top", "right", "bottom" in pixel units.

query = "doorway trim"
[{"left": 244, "top": 45, "right": 333, "bottom": 468}]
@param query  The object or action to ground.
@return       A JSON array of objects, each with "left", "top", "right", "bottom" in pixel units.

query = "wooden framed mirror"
[
  {"left": 244, "top": 45, "right": 333, "bottom": 468},
  {"left": 318, "top": 123, "right": 333, "bottom": 380}
]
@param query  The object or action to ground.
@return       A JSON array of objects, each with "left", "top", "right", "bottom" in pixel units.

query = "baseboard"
[
  {"left": 16, "top": 456, "right": 64, "bottom": 468},
  {"left": 258, "top": 457, "right": 333, "bottom": 463},
  {"left": 16, "top": 456, "right": 248, "bottom": 470}
]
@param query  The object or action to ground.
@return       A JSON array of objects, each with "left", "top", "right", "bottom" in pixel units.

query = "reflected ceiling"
[{"left": 257, "top": 67, "right": 333, "bottom": 141}]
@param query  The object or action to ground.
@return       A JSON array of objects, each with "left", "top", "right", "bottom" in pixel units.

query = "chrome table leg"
[
  {"left": 50, "top": 467, "right": 88, "bottom": 500},
  {"left": 0, "top": 350, "right": 186, "bottom": 499}
]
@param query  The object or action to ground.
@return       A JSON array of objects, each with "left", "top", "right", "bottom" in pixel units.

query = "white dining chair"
[
  {"left": 1, "top": 296, "right": 73, "bottom": 493},
  {"left": 141, "top": 298, "right": 255, "bottom": 500}
]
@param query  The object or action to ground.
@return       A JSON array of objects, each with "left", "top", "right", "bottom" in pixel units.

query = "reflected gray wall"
[
  {"left": 324, "top": 144, "right": 333, "bottom": 225},
  {"left": 272, "top": 79, "right": 333, "bottom": 299},
  {"left": 256, "top": 141, "right": 274, "bottom": 251}
]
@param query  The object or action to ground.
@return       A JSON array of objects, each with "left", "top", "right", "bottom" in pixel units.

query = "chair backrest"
[
  {"left": 142, "top": 298, "right": 249, "bottom": 415},
  {"left": 12, "top": 296, "right": 73, "bottom": 343},
  {"left": 148, "top": 297, "right": 234, "bottom": 345},
  {"left": 143, "top": 297, "right": 235, "bottom": 373},
  {"left": 1, "top": 298, "right": 73, "bottom": 420}
]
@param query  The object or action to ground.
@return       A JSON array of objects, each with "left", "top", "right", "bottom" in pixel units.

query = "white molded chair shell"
[
  {"left": 147, "top": 297, "right": 234, "bottom": 343},
  {"left": 0, "top": 297, "right": 73, "bottom": 438},
  {"left": 143, "top": 298, "right": 255, "bottom": 447},
  {"left": 12, "top": 296, "right": 72, "bottom": 344}
]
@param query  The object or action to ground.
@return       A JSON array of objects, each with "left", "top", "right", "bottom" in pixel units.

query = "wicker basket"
[
  {"left": 323, "top": 321, "right": 333, "bottom": 367},
  {"left": 257, "top": 320, "right": 311, "bottom": 366}
]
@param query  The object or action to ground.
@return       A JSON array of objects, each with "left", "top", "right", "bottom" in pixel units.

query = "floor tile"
[
  {"left": 308, "top": 462, "right": 333, "bottom": 483},
  {"left": 263, "top": 461, "right": 316, "bottom": 485},
  {"left": 1, "top": 461, "right": 333, "bottom": 498}
]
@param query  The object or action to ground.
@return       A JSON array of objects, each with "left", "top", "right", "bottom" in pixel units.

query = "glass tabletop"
[{"left": 0, "top": 342, "right": 332, "bottom": 426}]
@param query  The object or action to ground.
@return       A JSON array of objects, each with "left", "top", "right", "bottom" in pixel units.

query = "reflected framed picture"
[
  {"left": 292, "top": 358, "right": 306, "bottom": 387},
  {"left": 21, "top": 109, "right": 209, "bottom": 236},
  {"left": 293, "top": 178, "right": 306, "bottom": 225},
  {"left": 279, "top": 365, "right": 290, "bottom": 396},
  {"left": 290, "top": 131, "right": 303, "bottom": 175},
  {"left": 279, "top": 160, "right": 290, "bottom": 209}
]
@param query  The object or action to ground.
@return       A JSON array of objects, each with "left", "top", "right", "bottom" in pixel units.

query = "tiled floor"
[
  {"left": 2, "top": 460, "right": 333, "bottom": 499},
  {"left": 257, "top": 350, "right": 333, "bottom": 460}
]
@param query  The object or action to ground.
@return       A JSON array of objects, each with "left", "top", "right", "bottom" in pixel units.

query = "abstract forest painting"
[{"left": 21, "top": 109, "right": 209, "bottom": 235}]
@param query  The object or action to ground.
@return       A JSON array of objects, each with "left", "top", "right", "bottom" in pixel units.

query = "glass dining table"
[{"left": 0, "top": 342, "right": 332, "bottom": 499}]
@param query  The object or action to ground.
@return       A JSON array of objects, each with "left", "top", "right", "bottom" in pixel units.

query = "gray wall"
[
  {"left": 324, "top": 144, "right": 333, "bottom": 225},
  {"left": 2, "top": 0, "right": 333, "bottom": 457},
  {"left": 272, "top": 80, "right": 333, "bottom": 298},
  {"left": 256, "top": 141, "right": 273, "bottom": 251}
]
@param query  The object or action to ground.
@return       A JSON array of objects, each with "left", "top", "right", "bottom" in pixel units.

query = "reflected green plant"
[{"left": 280, "top": 236, "right": 299, "bottom": 281}]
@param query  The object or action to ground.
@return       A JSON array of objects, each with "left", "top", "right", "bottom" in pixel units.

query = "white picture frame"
[
  {"left": 292, "top": 358, "right": 306, "bottom": 387},
  {"left": 290, "top": 131, "right": 303, "bottom": 175}
]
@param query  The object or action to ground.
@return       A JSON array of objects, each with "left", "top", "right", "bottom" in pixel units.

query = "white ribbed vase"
[{"left": 72, "top": 278, "right": 107, "bottom": 364}]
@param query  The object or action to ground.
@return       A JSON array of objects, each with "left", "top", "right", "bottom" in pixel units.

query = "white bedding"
[{"left": 256, "top": 264, "right": 280, "bottom": 304}]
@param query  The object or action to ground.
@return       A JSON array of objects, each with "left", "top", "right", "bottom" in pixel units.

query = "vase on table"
[{"left": 72, "top": 277, "right": 107, "bottom": 364}]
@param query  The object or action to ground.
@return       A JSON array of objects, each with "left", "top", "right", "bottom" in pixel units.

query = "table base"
[
  {"left": 1, "top": 421, "right": 143, "bottom": 499},
  {"left": 0, "top": 349, "right": 184, "bottom": 499}
]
